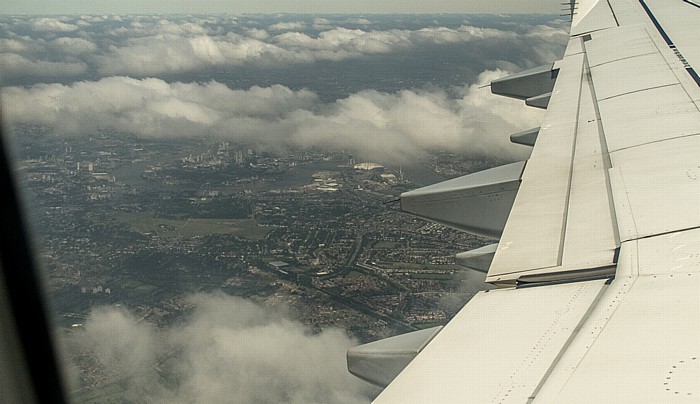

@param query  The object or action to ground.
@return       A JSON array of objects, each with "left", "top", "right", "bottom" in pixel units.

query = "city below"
[{"left": 15, "top": 125, "right": 500, "bottom": 400}]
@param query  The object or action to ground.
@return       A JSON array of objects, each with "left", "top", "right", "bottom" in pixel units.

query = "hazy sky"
[{"left": 2, "top": 0, "right": 561, "bottom": 15}]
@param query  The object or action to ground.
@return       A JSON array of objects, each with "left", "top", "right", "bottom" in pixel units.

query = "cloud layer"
[
  {"left": 0, "top": 14, "right": 564, "bottom": 161},
  {"left": 0, "top": 14, "right": 568, "bottom": 81},
  {"left": 3, "top": 71, "right": 541, "bottom": 161},
  {"left": 67, "top": 293, "right": 376, "bottom": 404}
]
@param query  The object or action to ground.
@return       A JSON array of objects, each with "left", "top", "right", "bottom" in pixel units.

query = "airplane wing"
[{"left": 348, "top": 0, "right": 700, "bottom": 402}]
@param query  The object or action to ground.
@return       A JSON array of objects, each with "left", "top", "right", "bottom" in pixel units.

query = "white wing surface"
[{"left": 348, "top": 0, "right": 700, "bottom": 402}]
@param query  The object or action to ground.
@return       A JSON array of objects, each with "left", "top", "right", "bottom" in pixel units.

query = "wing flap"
[
  {"left": 488, "top": 40, "right": 618, "bottom": 283},
  {"left": 559, "top": 48, "right": 617, "bottom": 268},
  {"left": 487, "top": 51, "right": 585, "bottom": 281}
]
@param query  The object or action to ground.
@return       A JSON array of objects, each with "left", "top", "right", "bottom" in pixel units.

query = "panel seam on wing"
[
  {"left": 557, "top": 60, "right": 586, "bottom": 266},
  {"left": 545, "top": 275, "right": 639, "bottom": 397},
  {"left": 596, "top": 82, "right": 677, "bottom": 101},
  {"left": 623, "top": 224, "right": 700, "bottom": 243},
  {"left": 588, "top": 50, "right": 657, "bottom": 68},
  {"left": 579, "top": 48, "right": 619, "bottom": 248},
  {"left": 608, "top": 131, "right": 700, "bottom": 153},
  {"left": 526, "top": 280, "right": 612, "bottom": 403}
]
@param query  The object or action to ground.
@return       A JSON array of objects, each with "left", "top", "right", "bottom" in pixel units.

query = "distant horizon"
[
  {"left": 0, "top": 12, "right": 563, "bottom": 16},
  {"left": 1, "top": 0, "right": 562, "bottom": 16}
]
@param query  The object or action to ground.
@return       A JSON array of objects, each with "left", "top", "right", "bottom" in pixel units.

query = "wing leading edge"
[{"left": 348, "top": 0, "right": 700, "bottom": 402}]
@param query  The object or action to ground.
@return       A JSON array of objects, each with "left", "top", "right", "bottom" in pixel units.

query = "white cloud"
[
  {"left": 82, "top": 306, "right": 157, "bottom": 377},
  {"left": 2, "top": 72, "right": 539, "bottom": 162},
  {"left": 522, "top": 23, "right": 570, "bottom": 64},
  {"left": 80, "top": 18, "right": 547, "bottom": 77},
  {"left": 0, "top": 35, "right": 47, "bottom": 54},
  {"left": 0, "top": 15, "right": 566, "bottom": 80},
  {"left": 246, "top": 28, "right": 270, "bottom": 40},
  {"left": 273, "top": 28, "right": 411, "bottom": 54},
  {"left": 312, "top": 17, "right": 332, "bottom": 30},
  {"left": 30, "top": 17, "right": 79, "bottom": 32},
  {"left": 0, "top": 38, "right": 28, "bottom": 53},
  {"left": 128, "top": 23, "right": 528, "bottom": 75},
  {"left": 95, "top": 34, "right": 283, "bottom": 76},
  {"left": 417, "top": 24, "right": 516, "bottom": 42},
  {"left": 65, "top": 293, "right": 376, "bottom": 404},
  {"left": 0, "top": 52, "right": 87, "bottom": 79},
  {"left": 78, "top": 15, "right": 105, "bottom": 23},
  {"left": 90, "top": 21, "right": 526, "bottom": 77},
  {"left": 269, "top": 21, "right": 306, "bottom": 31},
  {"left": 51, "top": 37, "right": 98, "bottom": 54},
  {"left": 345, "top": 17, "right": 373, "bottom": 26},
  {"left": 152, "top": 19, "right": 209, "bottom": 36}
]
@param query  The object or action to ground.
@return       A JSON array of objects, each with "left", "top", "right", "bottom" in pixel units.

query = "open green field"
[
  {"left": 414, "top": 321, "right": 445, "bottom": 330},
  {"left": 115, "top": 278, "right": 158, "bottom": 295},
  {"left": 116, "top": 212, "right": 271, "bottom": 240},
  {"left": 409, "top": 272, "right": 453, "bottom": 281},
  {"left": 381, "top": 262, "right": 458, "bottom": 271},
  {"left": 374, "top": 240, "right": 401, "bottom": 249},
  {"left": 344, "top": 270, "right": 365, "bottom": 279}
]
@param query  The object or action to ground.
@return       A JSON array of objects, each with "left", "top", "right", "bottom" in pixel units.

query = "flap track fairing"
[{"left": 400, "top": 161, "right": 526, "bottom": 239}]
